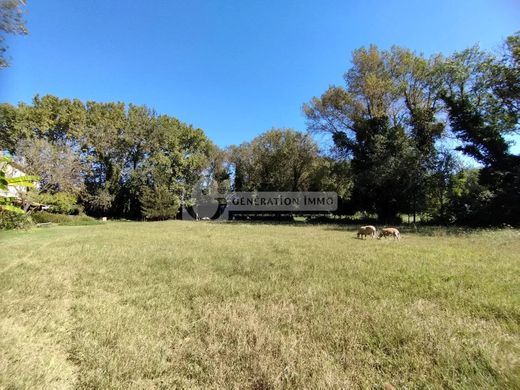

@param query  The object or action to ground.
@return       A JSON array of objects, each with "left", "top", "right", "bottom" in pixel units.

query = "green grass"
[{"left": 1, "top": 221, "right": 519, "bottom": 389}]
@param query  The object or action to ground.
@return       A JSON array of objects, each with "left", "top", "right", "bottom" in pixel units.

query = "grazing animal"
[
  {"left": 378, "top": 227, "right": 401, "bottom": 240},
  {"left": 357, "top": 225, "right": 376, "bottom": 239}
]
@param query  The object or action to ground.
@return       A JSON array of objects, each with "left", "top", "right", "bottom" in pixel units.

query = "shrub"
[
  {"left": 59, "top": 214, "right": 101, "bottom": 226},
  {"left": 31, "top": 212, "right": 70, "bottom": 224},
  {"left": 0, "top": 210, "right": 32, "bottom": 230},
  {"left": 31, "top": 192, "right": 80, "bottom": 214},
  {"left": 31, "top": 212, "right": 100, "bottom": 225}
]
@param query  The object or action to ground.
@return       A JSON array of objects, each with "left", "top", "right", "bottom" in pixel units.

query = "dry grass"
[{"left": 1, "top": 221, "right": 519, "bottom": 389}]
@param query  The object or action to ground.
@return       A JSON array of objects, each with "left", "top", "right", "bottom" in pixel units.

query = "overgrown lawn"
[{"left": 1, "top": 222, "right": 519, "bottom": 389}]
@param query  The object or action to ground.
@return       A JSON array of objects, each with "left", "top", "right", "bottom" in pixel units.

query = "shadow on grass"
[{"left": 219, "top": 219, "right": 506, "bottom": 237}]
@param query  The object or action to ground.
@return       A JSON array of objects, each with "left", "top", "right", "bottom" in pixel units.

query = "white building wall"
[{"left": 0, "top": 165, "right": 27, "bottom": 199}]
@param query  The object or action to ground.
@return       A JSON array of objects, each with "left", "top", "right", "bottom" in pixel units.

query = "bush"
[
  {"left": 31, "top": 211, "right": 100, "bottom": 226},
  {"left": 60, "top": 214, "right": 101, "bottom": 226},
  {"left": 31, "top": 192, "right": 80, "bottom": 214},
  {"left": 31, "top": 212, "right": 70, "bottom": 224},
  {"left": 0, "top": 210, "right": 32, "bottom": 230}
]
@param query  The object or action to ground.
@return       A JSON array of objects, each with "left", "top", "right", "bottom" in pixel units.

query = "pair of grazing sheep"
[{"left": 357, "top": 225, "right": 401, "bottom": 240}]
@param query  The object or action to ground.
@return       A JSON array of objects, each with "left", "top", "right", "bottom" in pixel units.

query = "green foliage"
[
  {"left": 439, "top": 46, "right": 512, "bottom": 165},
  {"left": 15, "top": 138, "right": 84, "bottom": 194},
  {"left": 0, "top": 155, "right": 38, "bottom": 191},
  {"left": 140, "top": 185, "right": 181, "bottom": 220},
  {"left": 31, "top": 211, "right": 98, "bottom": 225},
  {"left": 309, "top": 158, "right": 352, "bottom": 197},
  {"left": 1, "top": 33, "right": 519, "bottom": 226},
  {"left": 304, "top": 34, "right": 519, "bottom": 226},
  {"left": 3, "top": 95, "right": 213, "bottom": 219},
  {"left": 0, "top": 103, "right": 20, "bottom": 151},
  {"left": 425, "top": 150, "right": 460, "bottom": 222},
  {"left": 304, "top": 44, "right": 445, "bottom": 222},
  {"left": 439, "top": 40, "right": 520, "bottom": 225},
  {"left": 229, "top": 129, "right": 322, "bottom": 192},
  {"left": 0, "top": 208, "right": 31, "bottom": 229},
  {"left": 30, "top": 212, "right": 72, "bottom": 224},
  {"left": 30, "top": 192, "right": 80, "bottom": 215},
  {"left": 0, "top": 155, "right": 39, "bottom": 218},
  {"left": 0, "top": 0, "right": 27, "bottom": 68},
  {"left": 444, "top": 170, "right": 497, "bottom": 226}
]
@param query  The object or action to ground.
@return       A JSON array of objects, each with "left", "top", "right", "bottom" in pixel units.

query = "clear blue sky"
[{"left": 1, "top": 0, "right": 519, "bottom": 148}]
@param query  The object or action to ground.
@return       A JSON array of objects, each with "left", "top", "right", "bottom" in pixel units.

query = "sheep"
[
  {"left": 357, "top": 225, "right": 376, "bottom": 239},
  {"left": 378, "top": 227, "right": 401, "bottom": 240}
]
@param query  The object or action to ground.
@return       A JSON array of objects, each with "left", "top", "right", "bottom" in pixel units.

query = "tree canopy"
[
  {"left": 1, "top": 32, "right": 519, "bottom": 226},
  {"left": 0, "top": 0, "right": 27, "bottom": 68},
  {"left": 303, "top": 33, "right": 519, "bottom": 225},
  {"left": 1, "top": 95, "right": 214, "bottom": 219}
]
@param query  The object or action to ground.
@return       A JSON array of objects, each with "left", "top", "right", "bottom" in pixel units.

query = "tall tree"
[
  {"left": 304, "top": 45, "right": 444, "bottom": 222},
  {"left": 439, "top": 38, "right": 520, "bottom": 225},
  {"left": 492, "top": 32, "right": 520, "bottom": 119},
  {"left": 0, "top": 103, "right": 20, "bottom": 151},
  {"left": 2, "top": 95, "right": 214, "bottom": 220},
  {"left": 15, "top": 138, "right": 84, "bottom": 194},
  {"left": 386, "top": 47, "right": 445, "bottom": 222},
  {"left": 229, "top": 129, "right": 320, "bottom": 192},
  {"left": 0, "top": 0, "right": 27, "bottom": 68}
]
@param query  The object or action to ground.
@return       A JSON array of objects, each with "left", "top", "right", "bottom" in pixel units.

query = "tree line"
[
  {"left": 1, "top": 32, "right": 518, "bottom": 226},
  {"left": 1, "top": 96, "right": 214, "bottom": 220},
  {"left": 303, "top": 32, "right": 519, "bottom": 225}
]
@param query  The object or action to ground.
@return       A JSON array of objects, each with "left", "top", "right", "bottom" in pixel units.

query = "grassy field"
[{"left": 1, "top": 221, "right": 519, "bottom": 389}]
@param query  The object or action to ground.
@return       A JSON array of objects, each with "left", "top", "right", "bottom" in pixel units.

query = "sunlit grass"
[{"left": 1, "top": 221, "right": 519, "bottom": 389}]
